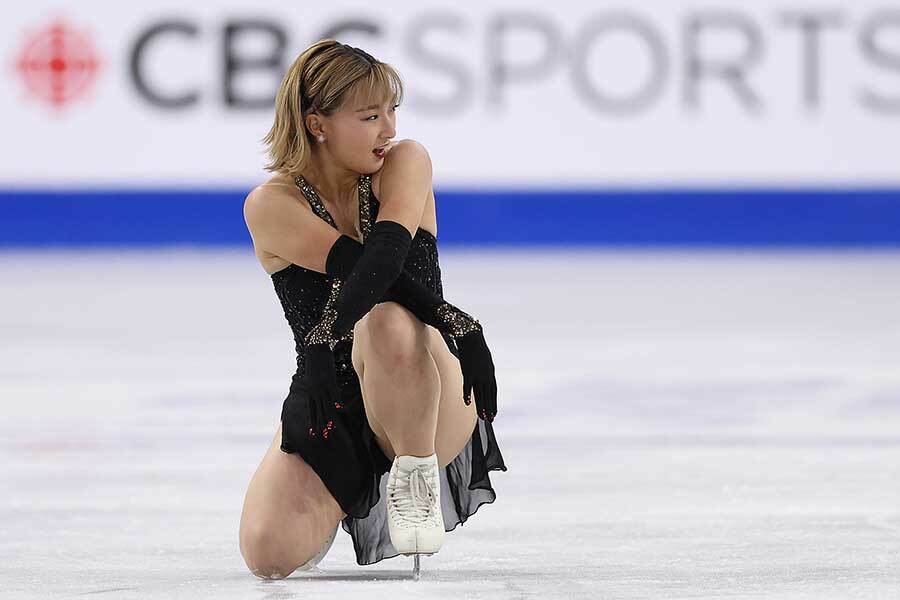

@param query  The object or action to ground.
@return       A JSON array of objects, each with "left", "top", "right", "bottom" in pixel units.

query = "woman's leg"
[
  {"left": 239, "top": 422, "right": 346, "bottom": 579},
  {"left": 351, "top": 301, "right": 478, "bottom": 469}
]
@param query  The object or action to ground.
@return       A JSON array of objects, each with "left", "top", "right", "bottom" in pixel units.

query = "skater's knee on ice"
[
  {"left": 250, "top": 565, "right": 292, "bottom": 580},
  {"left": 240, "top": 527, "right": 297, "bottom": 580},
  {"left": 243, "top": 548, "right": 296, "bottom": 580}
]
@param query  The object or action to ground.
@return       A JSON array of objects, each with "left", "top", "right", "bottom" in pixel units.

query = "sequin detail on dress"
[
  {"left": 295, "top": 174, "right": 340, "bottom": 228},
  {"left": 304, "top": 280, "right": 342, "bottom": 351},
  {"left": 434, "top": 302, "right": 482, "bottom": 338},
  {"left": 357, "top": 174, "right": 373, "bottom": 238}
]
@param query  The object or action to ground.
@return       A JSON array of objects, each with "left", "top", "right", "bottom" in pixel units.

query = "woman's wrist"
[{"left": 434, "top": 303, "right": 482, "bottom": 339}]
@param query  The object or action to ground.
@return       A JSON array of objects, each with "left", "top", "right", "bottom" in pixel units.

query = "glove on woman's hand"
[
  {"left": 303, "top": 342, "right": 342, "bottom": 441},
  {"left": 455, "top": 328, "right": 497, "bottom": 422}
]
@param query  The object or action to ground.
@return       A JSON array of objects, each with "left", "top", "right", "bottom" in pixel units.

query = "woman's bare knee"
[
  {"left": 240, "top": 522, "right": 302, "bottom": 579},
  {"left": 362, "top": 302, "right": 425, "bottom": 365}
]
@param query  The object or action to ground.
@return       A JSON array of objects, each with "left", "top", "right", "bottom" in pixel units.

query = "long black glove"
[
  {"left": 327, "top": 233, "right": 497, "bottom": 423},
  {"left": 302, "top": 219, "right": 413, "bottom": 442}
]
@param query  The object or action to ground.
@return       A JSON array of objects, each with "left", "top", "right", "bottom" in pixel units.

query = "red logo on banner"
[{"left": 15, "top": 19, "right": 102, "bottom": 110}]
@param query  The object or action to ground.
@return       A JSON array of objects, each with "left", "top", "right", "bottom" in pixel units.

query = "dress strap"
[
  {"left": 294, "top": 173, "right": 374, "bottom": 243},
  {"left": 294, "top": 174, "right": 338, "bottom": 229},
  {"left": 358, "top": 174, "right": 373, "bottom": 241}
]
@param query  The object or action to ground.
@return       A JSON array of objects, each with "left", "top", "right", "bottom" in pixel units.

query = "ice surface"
[{"left": 1, "top": 247, "right": 899, "bottom": 599}]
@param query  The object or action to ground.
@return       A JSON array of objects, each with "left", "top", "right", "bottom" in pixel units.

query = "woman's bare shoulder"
[
  {"left": 384, "top": 138, "right": 429, "bottom": 164},
  {"left": 251, "top": 174, "right": 298, "bottom": 199},
  {"left": 243, "top": 173, "right": 314, "bottom": 248},
  {"left": 245, "top": 174, "right": 305, "bottom": 218},
  {"left": 243, "top": 174, "right": 337, "bottom": 275},
  {"left": 371, "top": 138, "right": 431, "bottom": 194}
]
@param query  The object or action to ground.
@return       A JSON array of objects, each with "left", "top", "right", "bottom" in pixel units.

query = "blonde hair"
[{"left": 261, "top": 39, "right": 404, "bottom": 176}]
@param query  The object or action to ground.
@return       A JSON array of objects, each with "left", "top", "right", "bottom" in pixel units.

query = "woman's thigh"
[
  {"left": 351, "top": 304, "right": 479, "bottom": 470},
  {"left": 239, "top": 422, "right": 346, "bottom": 578}
]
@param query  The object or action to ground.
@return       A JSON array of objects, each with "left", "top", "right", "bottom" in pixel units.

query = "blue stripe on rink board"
[{"left": 1, "top": 186, "right": 900, "bottom": 246}]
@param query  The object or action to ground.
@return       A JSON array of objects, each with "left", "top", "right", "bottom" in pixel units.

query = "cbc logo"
[{"left": 14, "top": 19, "right": 103, "bottom": 111}]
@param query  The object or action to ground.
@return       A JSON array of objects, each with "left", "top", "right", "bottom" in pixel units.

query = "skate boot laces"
[{"left": 390, "top": 464, "right": 438, "bottom": 525}]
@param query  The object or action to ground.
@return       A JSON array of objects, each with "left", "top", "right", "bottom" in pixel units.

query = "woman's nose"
[{"left": 383, "top": 117, "right": 396, "bottom": 138}]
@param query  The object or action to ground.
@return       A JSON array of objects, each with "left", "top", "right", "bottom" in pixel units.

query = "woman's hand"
[
  {"left": 455, "top": 328, "right": 497, "bottom": 422},
  {"left": 303, "top": 343, "right": 342, "bottom": 441}
]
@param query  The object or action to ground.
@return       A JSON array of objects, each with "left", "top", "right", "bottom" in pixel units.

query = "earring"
[{"left": 317, "top": 135, "right": 325, "bottom": 143}]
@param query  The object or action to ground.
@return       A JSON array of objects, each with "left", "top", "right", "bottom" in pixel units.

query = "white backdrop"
[{"left": 2, "top": 0, "right": 899, "bottom": 188}]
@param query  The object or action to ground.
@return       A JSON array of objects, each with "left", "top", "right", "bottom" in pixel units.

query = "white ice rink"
[{"left": 2, "top": 248, "right": 899, "bottom": 599}]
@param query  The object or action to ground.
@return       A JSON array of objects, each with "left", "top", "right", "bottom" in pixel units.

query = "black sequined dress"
[{"left": 270, "top": 174, "right": 507, "bottom": 566}]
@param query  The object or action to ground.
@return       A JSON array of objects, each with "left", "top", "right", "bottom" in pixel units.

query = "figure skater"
[{"left": 238, "top": 39, "right": 507, "bottom": 580}]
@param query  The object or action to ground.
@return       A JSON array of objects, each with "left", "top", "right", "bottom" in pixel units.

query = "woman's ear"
[{"left": 304, "top": 112, "right": 323, "bottom": 139}]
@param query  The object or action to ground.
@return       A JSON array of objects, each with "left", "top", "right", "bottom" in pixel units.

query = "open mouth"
[{"left": 373, "top": 144, "right": 387, "bottom": 157}]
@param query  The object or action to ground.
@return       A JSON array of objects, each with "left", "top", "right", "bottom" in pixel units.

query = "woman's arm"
[
  {"left": 304, "top": 140, "right": 432, "bottom": 347},
  {"left": 244, "top": 145, "right": 477, "bottom": 343},
  {"left": 326, "top": 234, "right": 482, "bottom": 340},
  {"left": 368, "top": 140, "right": 432, "bottom": 239},
  {"left": 242, "top": 140, "right": 429, "bottom": 281}
]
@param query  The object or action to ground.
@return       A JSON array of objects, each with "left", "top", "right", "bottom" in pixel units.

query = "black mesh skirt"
[{"left": 279, "top": 339, "right": 508, "bottom": 566}]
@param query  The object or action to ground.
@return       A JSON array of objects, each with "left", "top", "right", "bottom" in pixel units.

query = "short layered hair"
[{"left": 261, "top": 39, "right": 404, "bottom": 176}]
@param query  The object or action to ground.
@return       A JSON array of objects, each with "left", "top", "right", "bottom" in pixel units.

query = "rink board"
[{"left": 2, "top": 187, "right": 899, "bottom": 246}]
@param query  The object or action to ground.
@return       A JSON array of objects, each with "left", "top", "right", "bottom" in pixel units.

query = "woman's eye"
[{"left": 365, "top": 105, "right": 400, "bottom": 121}]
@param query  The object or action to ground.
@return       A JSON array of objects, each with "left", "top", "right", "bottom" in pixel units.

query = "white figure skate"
[
  {"left": 386, "top": 453, "right": 444, "bottom": 580},
  {"left": 295, "top": 522, "right": 339, "bottom": 573}
]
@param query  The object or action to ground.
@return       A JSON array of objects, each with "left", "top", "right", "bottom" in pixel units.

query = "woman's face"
[{"left": 318, "top": 90, "right": 398, "bottom": 175}]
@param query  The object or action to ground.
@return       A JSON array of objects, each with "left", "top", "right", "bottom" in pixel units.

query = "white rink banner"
[{"left": 2, "top": 0, "right": 900, "bottom": 188}]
